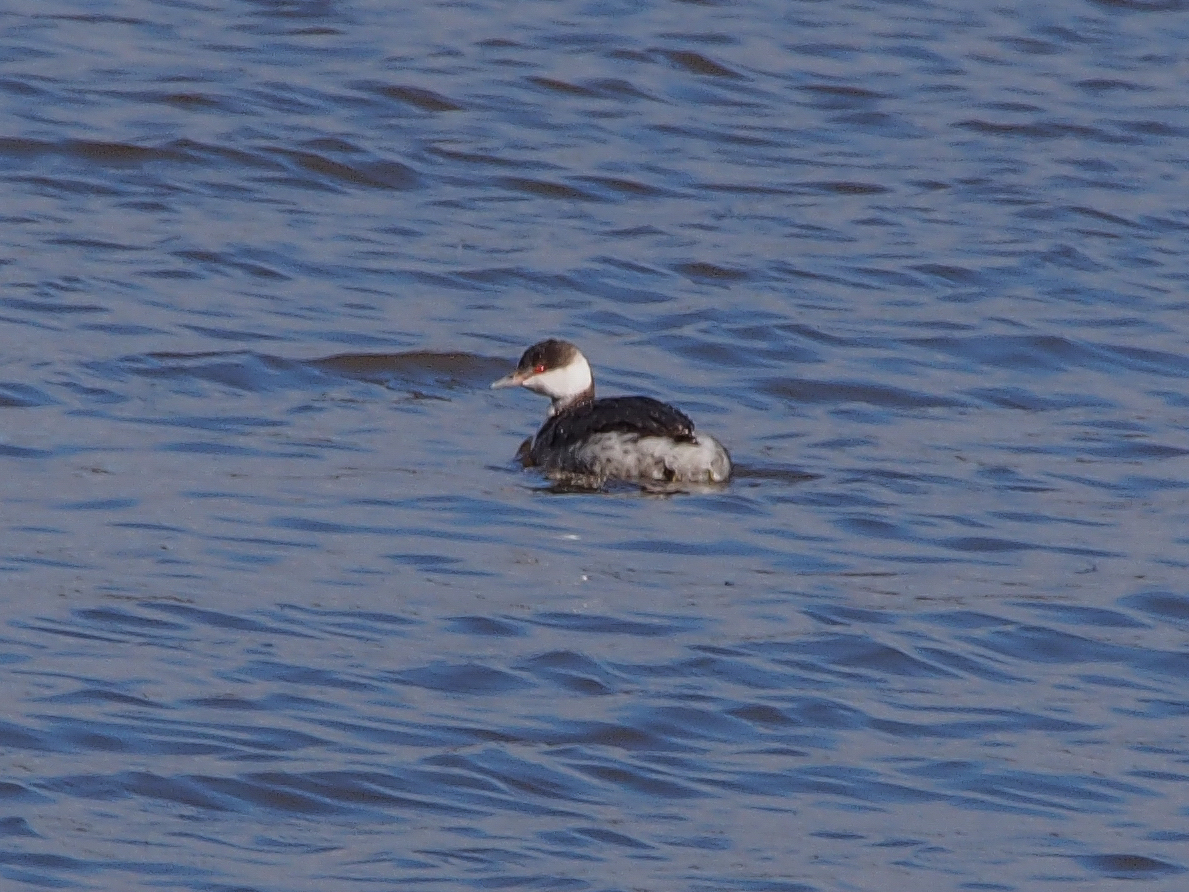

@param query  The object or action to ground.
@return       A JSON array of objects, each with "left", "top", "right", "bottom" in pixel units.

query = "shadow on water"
[{"left": 85, "top": 350, "right": 510, "bottom": 396}]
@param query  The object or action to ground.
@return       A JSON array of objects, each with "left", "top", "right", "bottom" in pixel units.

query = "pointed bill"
[{"left": 491, "top": 370, "right": 529, "bottom": 389}]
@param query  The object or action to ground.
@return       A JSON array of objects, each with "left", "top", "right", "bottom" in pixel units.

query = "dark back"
[{"left": 535, "top": 396, "right": 696, "bottom": 450}]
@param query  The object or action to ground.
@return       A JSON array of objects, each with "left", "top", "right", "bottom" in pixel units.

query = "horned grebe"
[{"left": 491, "top": 339, "right": 731, "bottom": 485}]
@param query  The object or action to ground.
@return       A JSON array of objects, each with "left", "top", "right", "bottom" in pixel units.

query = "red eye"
[{"left": 533, "top": 364, "right": 546, "bottom": 374}]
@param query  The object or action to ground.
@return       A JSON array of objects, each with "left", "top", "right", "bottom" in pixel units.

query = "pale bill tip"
[{"left": 490, "top": 372, "right": 523, "bottom": 389}]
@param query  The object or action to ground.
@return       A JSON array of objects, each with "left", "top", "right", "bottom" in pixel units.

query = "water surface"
[{"left": 3, "top": 0, "right": 1189, "bottom": 889}]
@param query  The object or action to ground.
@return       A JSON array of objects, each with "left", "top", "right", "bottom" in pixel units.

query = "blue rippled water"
[{"left": 2, "top": 0, "right": 1189, "bottom": 889}]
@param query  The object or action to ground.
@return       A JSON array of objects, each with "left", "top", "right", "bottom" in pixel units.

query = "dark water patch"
[
  {"left": 240, "top": 770, "right": 482, "bottom": 817},
  {"left": 673, "top": 651, "right": 809, "bottom": 691},
  {"left": 763, "top": 377, "right": 966, "bottom": 409},
  {"left": 311, "top": 350, "right": 500, "bottom": 390},
  {"left": 47, "top": 236, "right": 142, "bottom": 253},
  {"left": 170, "top": 247, "right": 292, "bottom": 282},
  {"left": 1095, "top": 343, "right": 1189, "bottom": 378},
  {"left": 1135, "top": 651, "right": 1189, "bottom": 681},
  {"left": 447, "top": 616, "right": 525, "bottom": 637},
  {"left": 40, "top": 688, "right": 165, "bottom": 709},
  {"left": 967, "top": 386, "right": 1109, "bottom": 411},
  {"left": 54, "top": 498, "right": 137, "bottom": 511},
  {"left": 123, "top": 413, "right": 288, "bottom": 434},
  {"left": 386, "top": 552, "right": 493, "bottom": 576},
  {"left": 988, "top": 510, "right": 1110, "bottom": 529},
  {"left": 272, "top": 516, "right": 391, "bottom": 536},
  {"left": 0, "top": 383, "right": 57, "bottom": 408},
  {"left": 426, "top": 749, "right": 598, "bottom": 804},
  {"left": 535, "top": 718, "right": 678, "bottom": 754},
  {"left": 226, "top": 660, "right": 379, "bottom": 695},
  {"left": 50, "top": 770, "right": 404, "bottom": 818},
  {"left": 0, "top": 720, "right": 70, "bottom": 753},
  {"left": 565, "top": 757, "right": 704, "bottom": 798},
  {"left": 368, "top": 82, "right": 464, "bottom": 112},
  {"left": 164, "top": 137, "right": 287, "bottom": 176},
  {"left": 144, "top": 604, "right": 315, "bottom": 637},
  {"left": 160, "top": 441, "right": 313, "bottom": 458},
  {"left": 150, "top": 90, "right": 225, "bottom": 111},
  {"left": 1090, "top": 0, "right": 1189, "bottom": 10},
  {"left": 0, "top": 136, "right": 198, "bottom": 168},
  {"left": 0, "top": 444, "right": 54, "bottom": 459},
  {"left": 0, "top": 818, "right": 37, "bottom": 839},
  {"left": 276, "top": 605, "right": 418, "bottom": 637},
  {"left": 838, "top": 468, "right": 957, "bottom": 495},
  {"left": 395, "top": 663, "right": 533, "bottom": 695},
  {"left": 936, "top": 536, "right": 1114, "bottom": 558},
  {"left": 910, "top": 765, "right": 1139, "bottom": 814},
  {"left": 498, "top": 176, "right": 601, "bottom": 202},
  {"left": 527, "top": 613, "right": 700, "bottom": 637},
  {"left": 912, "top": 646, "right": 1023, "bottom": 683},
  {"left": 673, "top": 261, "right": 750, "bottom": 282},
  {"left": 918, "top": 611, "right": 1015, "bottom": 631},
  {"left": 182, "top": 321, "right": 287, "bottom": 339},
  {"left": 3, "top": 555, "right": 91, "bottom": 573},
  {"left": 799, "top": 82, "right": 891, "bottom": 108},
  {"left": 837, "top": 514, "right": 914, "bottom": 542},
  {"left": 693, "top": 168, "right": 793, "bottom": 188},
  {"left": 549, "top": 825, "right": 653, "bottom": 850},
  {"left": 424, "top": 144, "right": 533, "bottom": 168},
  {"left": 575, "top": 174, "right": 668, "bottom": 198},
  {"left": 2, "top": 297, "right": 105, "bottom": 317},
  {"left": 874, "top": 708, "right": 1094, "bottom": 739},
  {"left": 611, "top": 538, "right": 773, "bottom": 558},
  {"left": 453, "top": 267, "right": 582, "bottom": 293},
  {"left": 0, "top": 850, "right": 88, "bottom": 873},
  {"left": 204, "top": 533, "right": 320, "bottom": 554},
  {"left": 1080, "top": 438, "right": 1189, "bottom": 460},
  {"left": 917, "top": 334, "right": 1189, "bottom": 379},
  {"left": 532, "top": 74, "right": 661, "bottom": 101},
  {"left": 955, "top": 118, "right": 1122, "bottom": 143},
  {"left": 799, "top": 634, "right": 959, "bottom": 678},
  {"left": 90, "top": 352, "right": 322, "bottom": 394},
  {"left": 38, "top": 709, "right": 330, "bottom": 757},
  {"left": 527, "top": 76, "right": 604, "bottom": 99},
  {"left": 626, "top": 704, "right": 759, "bottom": 744},
  {"left": 728, "top": 463, "right": 819, "bottom": 485},
  {"left": 804, "top": 180, "right": 891, "bottom": 196},
  {"left": 516, "top": 651, "right": 621, "bottom": 696},
  {"left": 719, "top": 764, "right": 943, "bottom": 807},
  {"left": 0, "top": 782, "right": 49, "bottom": 804},
  {"left": 85, "top": 349, "right": 505, "bottom": 403},
  {"left": 1077, "top": 853, "right": 1185, "bottom": 879},
  {"left": 909, "top": 263, "right": 982, "bottom": 285},
  {"left": 593, "top": 255, "right": 667, "bottom": 278},
  {"left": 1120, "top": 591, "right": 1189, "bottom": 628},
  {"left": 1018, "top": 602, "right": 1148, "bottom": 629},
  {"left": 582, "top": 77, "right": 656, "bottom": 100},
  {"left": 970, "top": 625, "right": 1135, "bottom": 665},
  {"left": 911, "top": 334, "right": 1096, "bottom": 373},
  {"left": 1038, "top": 243, "right": 1108, "bottom": 272},
  {"left": 656, "top": 49, "right": 744, "bottom": 79},
  {"left": 727, "top": 703, "right": 797, "bottom": 728},
  {"left": 803, "top": 604, "right": 895, "bottom": 627},
  {"left": 267, "top": 146, "right": 419, "bottom": 192}
]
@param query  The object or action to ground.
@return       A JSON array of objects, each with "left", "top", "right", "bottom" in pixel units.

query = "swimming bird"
[{"left": 492, "top": 339, "right": 731, "bottom": 485}]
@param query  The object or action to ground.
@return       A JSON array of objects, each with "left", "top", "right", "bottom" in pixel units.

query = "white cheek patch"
[{"left": 524, "top": 356, "right": 591, "bottom": 400}]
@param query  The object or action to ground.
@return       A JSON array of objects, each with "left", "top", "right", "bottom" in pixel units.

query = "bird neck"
[{"left": 549, "top": 383, "right": 595, "bottom": 417}]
